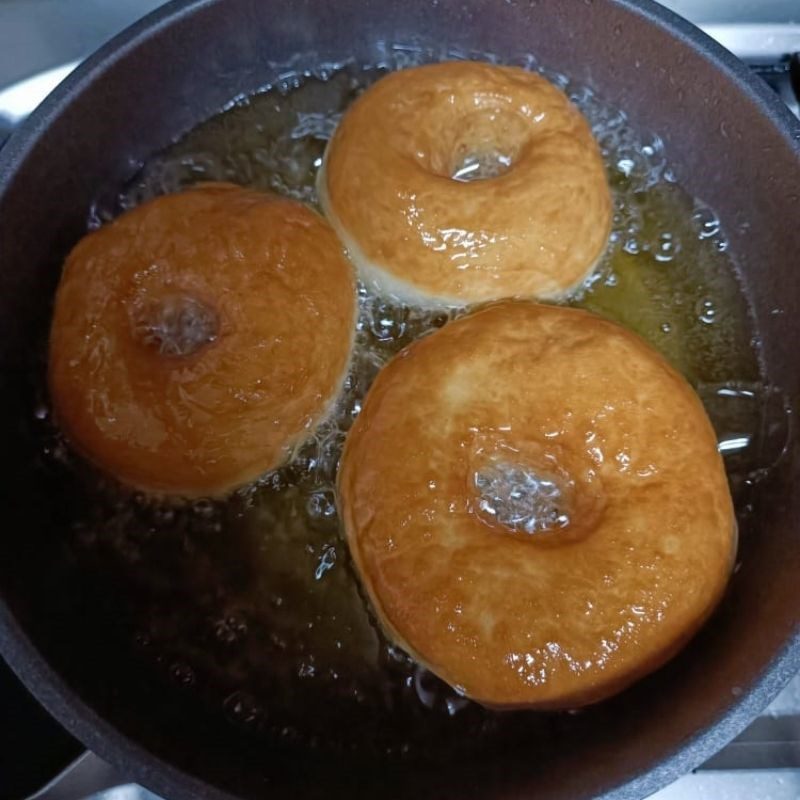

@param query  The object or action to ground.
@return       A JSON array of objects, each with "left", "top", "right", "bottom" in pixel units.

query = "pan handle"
[{"left": 25, "top": 752, "right": 154, "bottom": 800}]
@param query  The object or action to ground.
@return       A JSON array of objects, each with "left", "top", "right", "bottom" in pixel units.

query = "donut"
[
  {"left": 319, "top": 61, "right": 612, "bottom": 306},
  {"left": 49, "top": 183, "right": 356, "bottom": 497},
  {"left": 338, "top": 302, "right": 735, "bottom": 708}
]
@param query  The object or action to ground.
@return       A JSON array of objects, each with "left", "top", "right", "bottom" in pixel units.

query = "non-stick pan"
[{"left": 1, "top": 1, "right": 799, "bottom": 798}]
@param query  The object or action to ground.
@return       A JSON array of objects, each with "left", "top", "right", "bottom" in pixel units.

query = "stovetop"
[{"left": 0, "top": 2, "right": 799, "bottom": 799}]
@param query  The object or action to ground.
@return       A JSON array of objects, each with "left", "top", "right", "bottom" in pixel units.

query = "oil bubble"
[
  {"left": 622, "top": 237, "right": 641, "bottom": 255},
  {"left": 653, "top": 232, "right": 680, "bottom": 262},
  {"left": 306, "top": 490, "right": 337, "bottom": 520},
  {"left": 695, "top": 298, "right": 717, "bottom": 325},
  {"left": 474, "top": 462, "right": 570, "bottom": 534},
  {"left": 297, "top": 662, "right": 316, "bottom": 678},
  {"left": 223, "top": 691, "right": 263, "bottom": 728},
  {"left": 315, "top": 544, "right": 337, "bottom": 580},
  {"left": 192, "top": 498, "right": 216, "bottom": 518},
  {"left": 169, "top": 661, "right": 196, "bottom": 687},
  {"left": 367, "top": 300, "right": 408, "bottom": 343},
  {"left": 413, "top": 666, "right": 471, "bottom": 716},
  {"left": 151, "top": 505, "right": 176, "bottom": 525},
  {"left": 213, "top": 614, "right": 248, "bottom": 646}
]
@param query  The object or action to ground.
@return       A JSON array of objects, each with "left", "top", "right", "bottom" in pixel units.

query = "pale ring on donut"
[
  {"left": 338, "top": 302, "right": 735, "bottom": 708},
  {"left": 319, "top": 61, "right": 612, "bottom": 307},
  {"left": 49, "top": 183, "right": 356, "bottom": 498}
]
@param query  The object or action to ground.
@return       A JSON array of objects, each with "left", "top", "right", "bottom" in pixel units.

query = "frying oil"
[{"left": 45, "top": 46, "right": 790, "bottom": 757}]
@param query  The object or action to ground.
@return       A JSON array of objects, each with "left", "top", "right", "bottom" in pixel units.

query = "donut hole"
[
  {"left": 473, "top": 460, "right": 572, "bottom": 535},
  {"left": 466, "top": 435, "right": 606, "bottom": 543},
  {"left": 130, "top": 292, "right": 219, "bottom": 357},
  {"left": 451, "top": 150, "right": 515, "bottom": 182},
  {"left": 431, "top": 108, "right": 530, "bottom": 182}
]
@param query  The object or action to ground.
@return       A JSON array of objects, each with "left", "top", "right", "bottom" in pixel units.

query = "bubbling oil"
[{"left": 49, "top": 47, "right": 790, "bottom": 758}]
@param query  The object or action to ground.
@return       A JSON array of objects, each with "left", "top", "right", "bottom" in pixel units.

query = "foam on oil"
[{"left": 43, "top": 46, "right": 791, "bottom": 758}]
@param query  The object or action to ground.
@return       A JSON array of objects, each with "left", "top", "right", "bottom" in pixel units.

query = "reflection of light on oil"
[{"left": 717, "top": 435, "right": 751, "bottom": 455}]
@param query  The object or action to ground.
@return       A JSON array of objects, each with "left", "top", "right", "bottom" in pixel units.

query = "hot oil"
[{"left": 51, "top": 49, "right": 789, "bottom": 757}]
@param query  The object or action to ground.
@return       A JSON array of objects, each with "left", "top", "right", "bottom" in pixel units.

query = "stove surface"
[{"left": 0, "top": 2, "right": 798, "bottom": 800}]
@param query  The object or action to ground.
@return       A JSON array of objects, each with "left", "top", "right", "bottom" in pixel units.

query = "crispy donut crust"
[
  {"left": 49, "top": 184, "right": 356, "bottom": 497},
  {"left": 320, "top": 61, "right": 612, "bottom": 306},
  {"left": 339, "top": 302, "right": 735, "bottom": 708}
]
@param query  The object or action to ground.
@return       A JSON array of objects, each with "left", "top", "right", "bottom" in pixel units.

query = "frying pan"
[{"left": 0, "top": 1, "right": 799, "bottom": 798}]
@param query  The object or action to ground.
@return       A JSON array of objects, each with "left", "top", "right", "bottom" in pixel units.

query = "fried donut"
[
  {"left": 49, "top": 183, "right": 356, "bottom": 497},
  {"left": 319, "top": 61, "right": 612, "bottom": 306},
  {"left": 338, "top": 302, "right": 735, "bottom": 708}
]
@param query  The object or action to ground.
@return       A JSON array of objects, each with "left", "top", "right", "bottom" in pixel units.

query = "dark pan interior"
[{"left": 0, "top": 1, "right": 799, "bottom": 799}]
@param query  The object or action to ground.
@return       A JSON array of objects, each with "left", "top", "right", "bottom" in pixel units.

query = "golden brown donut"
[
  {"left": 319, "top": 61, "right": 612, "bottom": 306},
  {"left": 338, "top": 302, "right": 735, "bottom": 709},
  {"left": 49, "top": 183, "right": 356, "bottom": 497}
]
